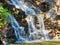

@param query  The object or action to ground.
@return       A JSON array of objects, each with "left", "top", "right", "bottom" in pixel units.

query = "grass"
[{"left": 9, "top": 41, "right": 60, "bottom": 45}]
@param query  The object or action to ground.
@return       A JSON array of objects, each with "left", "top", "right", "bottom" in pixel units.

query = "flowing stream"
[{"left": 7, "top": 0, "right": 49, "bottom": 43}]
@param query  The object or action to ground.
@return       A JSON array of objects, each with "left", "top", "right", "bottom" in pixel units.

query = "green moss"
[{"left": 9, "top": 42, "right": 60, "bottom": 45}]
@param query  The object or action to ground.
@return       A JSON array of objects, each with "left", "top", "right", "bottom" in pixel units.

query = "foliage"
[{"left": 0, "top": 4, "right": 10, "bottom": 27}]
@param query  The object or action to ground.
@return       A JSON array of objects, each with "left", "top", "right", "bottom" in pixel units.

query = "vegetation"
[
  {"left": 0, "top": 4, "right": 10, "bottom": 27},
  {"left": 9, "top": 42, "right": 60, "bottom": 45}
]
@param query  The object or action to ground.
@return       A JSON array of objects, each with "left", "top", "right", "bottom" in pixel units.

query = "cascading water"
[
  {"left": 25, "top": 15, "right": 49, "bottom": 41},
  {"left": 9, "top": 15, "right": 29, "bottom": 43},
  {"left": 9, "top": 0, "right": 35, "bottom": 15},
  {"left": 7, "top": 0, "right": 49, "bottom": 43}
]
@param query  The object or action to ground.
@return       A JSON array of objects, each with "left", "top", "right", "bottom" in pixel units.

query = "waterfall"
[
  {"left": 7, "top": 0, "right": 49, "bottom": 43},
  {"left": 10, "top": 0, "right": 35, "bottom": 15},
  {"left": 9, "top": 15, "right": 29, "bottom": 43},
  {"left": 25, "top": 14, "right": 48, "bottom": 40}
]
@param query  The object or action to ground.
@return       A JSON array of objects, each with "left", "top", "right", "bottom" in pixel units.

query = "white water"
[
  {"left": 26, "top": 15, "right": 48, "bottom": 40},
  {"left": 9, "top": 15, "right": 29, "bottom": 43},
  {"left": 8, "top": 0, "right": 49, "bottom": 43},
  {"left": 10, "top": 0, "right": 35, "bottom": 15}
]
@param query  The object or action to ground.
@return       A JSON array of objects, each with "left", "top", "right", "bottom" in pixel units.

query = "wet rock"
[
  {"left": 39, "top": 2, "right": 50, "bottom": 12},
  {"left": 6, "top": 23, "right": 16, "bottom": 43}
]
